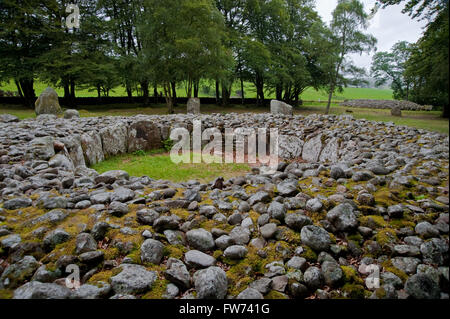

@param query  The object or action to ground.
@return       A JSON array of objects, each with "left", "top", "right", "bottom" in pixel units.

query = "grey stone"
[
  {"left": 326, "top": 203, "right": 358, "bottom": 232},
  {"left": 165, "top": 258, "right": 191, "bottom": 289},
  {"left": 237, "top": 287, "right": 264, "bottom": 299},
  {"left": 300, "top": 225, "right": 331, "bottom": 251},
  {"left": 223, "top": 245, "right": 248, "bottom": 260},
  {"left": 75, "top": 233, "right": 97, "bottom": 255},
  {"left": 260, "top": 223, "right": 278, "bottom": 239},
  {"left": 270, "top": 100, "right": 293, "bottom": 116},
  {"left": 185, "top": 250, "right": 216, "bottom": 269},
  {"left": 14, "top": 281, "right": 72, "bottom": 299},
  {"left": 110, "top": 264, "right": 157, "bottom": 294},
  {"left": 186, "top": 229, "right": 215, "bottom": 252},
  {"left": 405, "top": 274, "right": 440, "bottom": 299},
  {"left": 194, "top": 266, "right": 228, "bottom": 299},
  {"left": 140, "top": 239, "right": 164, "bottom": 264}
]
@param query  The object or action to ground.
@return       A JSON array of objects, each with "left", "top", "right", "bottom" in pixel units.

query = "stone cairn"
[
  {"left": 0, "top": 111, "right": 448, "bottom": 299},
  {"left": 340, "top": 99, "right": 433, "bottom": 111}
]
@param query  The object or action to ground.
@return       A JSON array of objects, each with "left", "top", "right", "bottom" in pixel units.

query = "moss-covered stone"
[
  {"left": 265, "top": 290, "right": 288, "bottom": 299},
  {"left": 141, "top": 279, "right": 169, "bottom": 299},
  {"left": 381, "top": 260, "right": 409, "bottom": 283},
  {"left": 375, "top": 228, "right": 398, "bottom": 246},
  {"left": 340, "top": 265, "right": 364, "bottom": 285},
  {"left": 341, "top": 283, "right": 368, "bottom": 299},
  {"left": 0, "top": 289, "right": 13, "bottom": 299}
]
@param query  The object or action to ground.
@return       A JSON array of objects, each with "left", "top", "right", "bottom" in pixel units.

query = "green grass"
[
  {"left": 1, "top": 102, "right": 448, "bottom": 134},
  {"left": 1, "top": 79, "right": 393, "bottom": 101},
  {"left": 90, "top": 150, "right": 251, "bottom": 183}
]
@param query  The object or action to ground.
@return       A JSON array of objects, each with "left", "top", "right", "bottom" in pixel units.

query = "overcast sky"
[{"left": 315, "top": 0, "right": 427, "bottom": 72}]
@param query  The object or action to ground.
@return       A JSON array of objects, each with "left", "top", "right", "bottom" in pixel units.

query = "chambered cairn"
[{"left": 0, "top": 111, "right": 448, "bottom": 299}]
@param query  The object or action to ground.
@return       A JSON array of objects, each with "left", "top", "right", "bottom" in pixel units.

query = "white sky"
[{"left": 315, "top": 0, "right": 427, "bottom": 71}]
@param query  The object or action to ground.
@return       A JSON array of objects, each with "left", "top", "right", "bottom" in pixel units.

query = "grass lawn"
[
  {"left": 90, "top": 150, "right": 250, "bottom": 182},
  {"left": 1, "top": 80, "right": 393, "bottom": 101},
  {"left": 1, "top": 102, "right": 448, "bottom": 134}
]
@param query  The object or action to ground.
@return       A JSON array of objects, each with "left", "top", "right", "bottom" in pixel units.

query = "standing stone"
[
  {"left": 270, "top": 100, "right": 293, "bottom": 116},
  {"left": 279, "top": 135, "right": 303, "bottom": 159},
  {"left": 61, "top": 135, "right": 85, "bottom": 167},
  {"left": 30, "top": 136, "right": 55, "bottom": 160},
  {"left": 391, "top": 105, "right": 402, "bottom": 117},
  {"left": 35, "top": 87, "right": 62, "bottom": 115},
  {"left": 81, "top": 131, "right": 105, "bottom": 166},
  {"left": 187, "top": 98, "right": 201, "bottom": 114},
  {"left": 63, "top": 109, "right": 80, "bottom": 119},
  {"left": 319, "top": 137, "right": 339, "bottom": 163},
  {"left": 127, "top": 121, "right": 162, "bottom": 153},
  {"left": 302, "top": 134, "right": 323, "bottom": 162},
  {"left": 100, "top": 123, "right": 128, "bottom": 157}
]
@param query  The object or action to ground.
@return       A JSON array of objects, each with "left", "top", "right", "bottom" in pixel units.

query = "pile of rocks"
[
  {"left": 340, "top": 100, "right": 433, "bottom": 111},
  {"left": 0, "top": 112, "right": 448, "bottom": 300}
]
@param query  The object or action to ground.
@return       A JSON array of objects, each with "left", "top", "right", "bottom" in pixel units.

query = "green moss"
[
  {"left": 213, "top": 250, "right": 223, "bottom": 259},
  {"left": 103, "top": 247, "right": 120, "bottom": 260},
  {"left": 0, "top": 289, "right": 13, "bottom": 299},
  {"left": 162, "top": 245, "right": 186, "bottom": 259},
  {"left": 346, "top": 233, "right": 363, "bottom": 244},
  {"left": 373, "top": 189, "right": 400, "bottom": 207},
  {"left": 359, "top": 215, "right": 388, "bottom": 229},
  {"left": 340, "top": 266, "right": 364, "bottom": 285},
  {"left": 389, "top": 218, "right": 415, "bottom": 229},
  {"left": 126, "top": 248, "right": 141, "bottom": 264},
  {"left": 226, "top": 246, "right": 265, "bottom": 296},
  {"left": 381, "top": 260, "right": 409, "bottom": 283},
  {"left": 375, "top": 287, "right": 387, "bottom": 299},
  {"left": 341, "top": 283, "right": 367, "bottom": 299},
  {"left": 170, "top": 208, "right": 190, "bottom": 220},
  {"left": 276, "top": 226, "right": 301, "bottom": 245},
  {"left": 88, "top": 268, "right": 123, "bottom": 284},
  {"left": 141, "top": 279, "right": 169, "bottom": 299},
  {"left": 375, "top": 228, "right": 398, "bottom": 246},
  {"left": 265, "top": 290, "right": 288, "bottom": 299},
  {"left": 300, "top": 246, "right": 317, "bottom": 262}
]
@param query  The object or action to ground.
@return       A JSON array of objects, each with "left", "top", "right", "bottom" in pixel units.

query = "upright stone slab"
[
  {"left": 100, "top": 123, "right": 128, "bottom": 158},
  {"left": 81, "top": 131, "right": 104, "bottom": 166},
  {"left": 187, "top": 98, "right": 201, "bottom": 114},
  {"left": 270, "top": 100, "right": 293, "bottom": 116},
  {"left": 127, "top": 120, "right": 162, "bottom": 153},
  {"left": 391, "top": 105, "right": 402, "bottom": 117},
  {"left": 35, "top": 87, "right": 62, "bottom": 116}
]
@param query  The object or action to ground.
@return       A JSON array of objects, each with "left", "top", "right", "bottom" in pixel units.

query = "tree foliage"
[
  {"left": 371, "top": 41, "right": 413, "bottom": 100},
  {"left": 378, "top": 0, "right": 449, "bottom": 117}
]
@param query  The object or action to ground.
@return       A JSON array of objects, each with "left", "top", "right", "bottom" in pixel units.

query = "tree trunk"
[
  {"left": 215, "top": 80, "right": 220, "bottom": 105},
  {"left": 126, "top": 84, "right": 132, "bottom": 102},
  {"left": 276, "top": 85, "right": 282, "bottom": 101},
  {"left": 221, "top": 82, "right": 230, "bottom": 106},
  {"left": 240, "top": 77, "right": 245, "bottom": 105},
  {"left": 326, "top": 87, "right": 333, "bottom": 115},
  {"left": 443, "top": 104, "right": 449, "bottom": 118},
  {"left": 63, "top": 83, "right": 70, "bottom": 100},
  {"left": 141, "top": 80, "right": 149, "bottom": 106},
  {"left": 18, "top": 78, "right": 36, "bottom": 109},
  {"left": 194, "top": 79, "right": 199, "bottom": 98},
  {"left": 171, "top": 82, "right": 177, "bottom": 106},
  {"left": 163, "top": 82, "right": 174, "bottom": 114},
  {"left": 154, "top": 83, "right": 158, "bottom": 104}
]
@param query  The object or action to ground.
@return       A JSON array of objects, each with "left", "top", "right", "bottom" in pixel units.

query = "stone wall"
[{"left": 340, "top": 99, "right": 432, "bottom": 111}]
